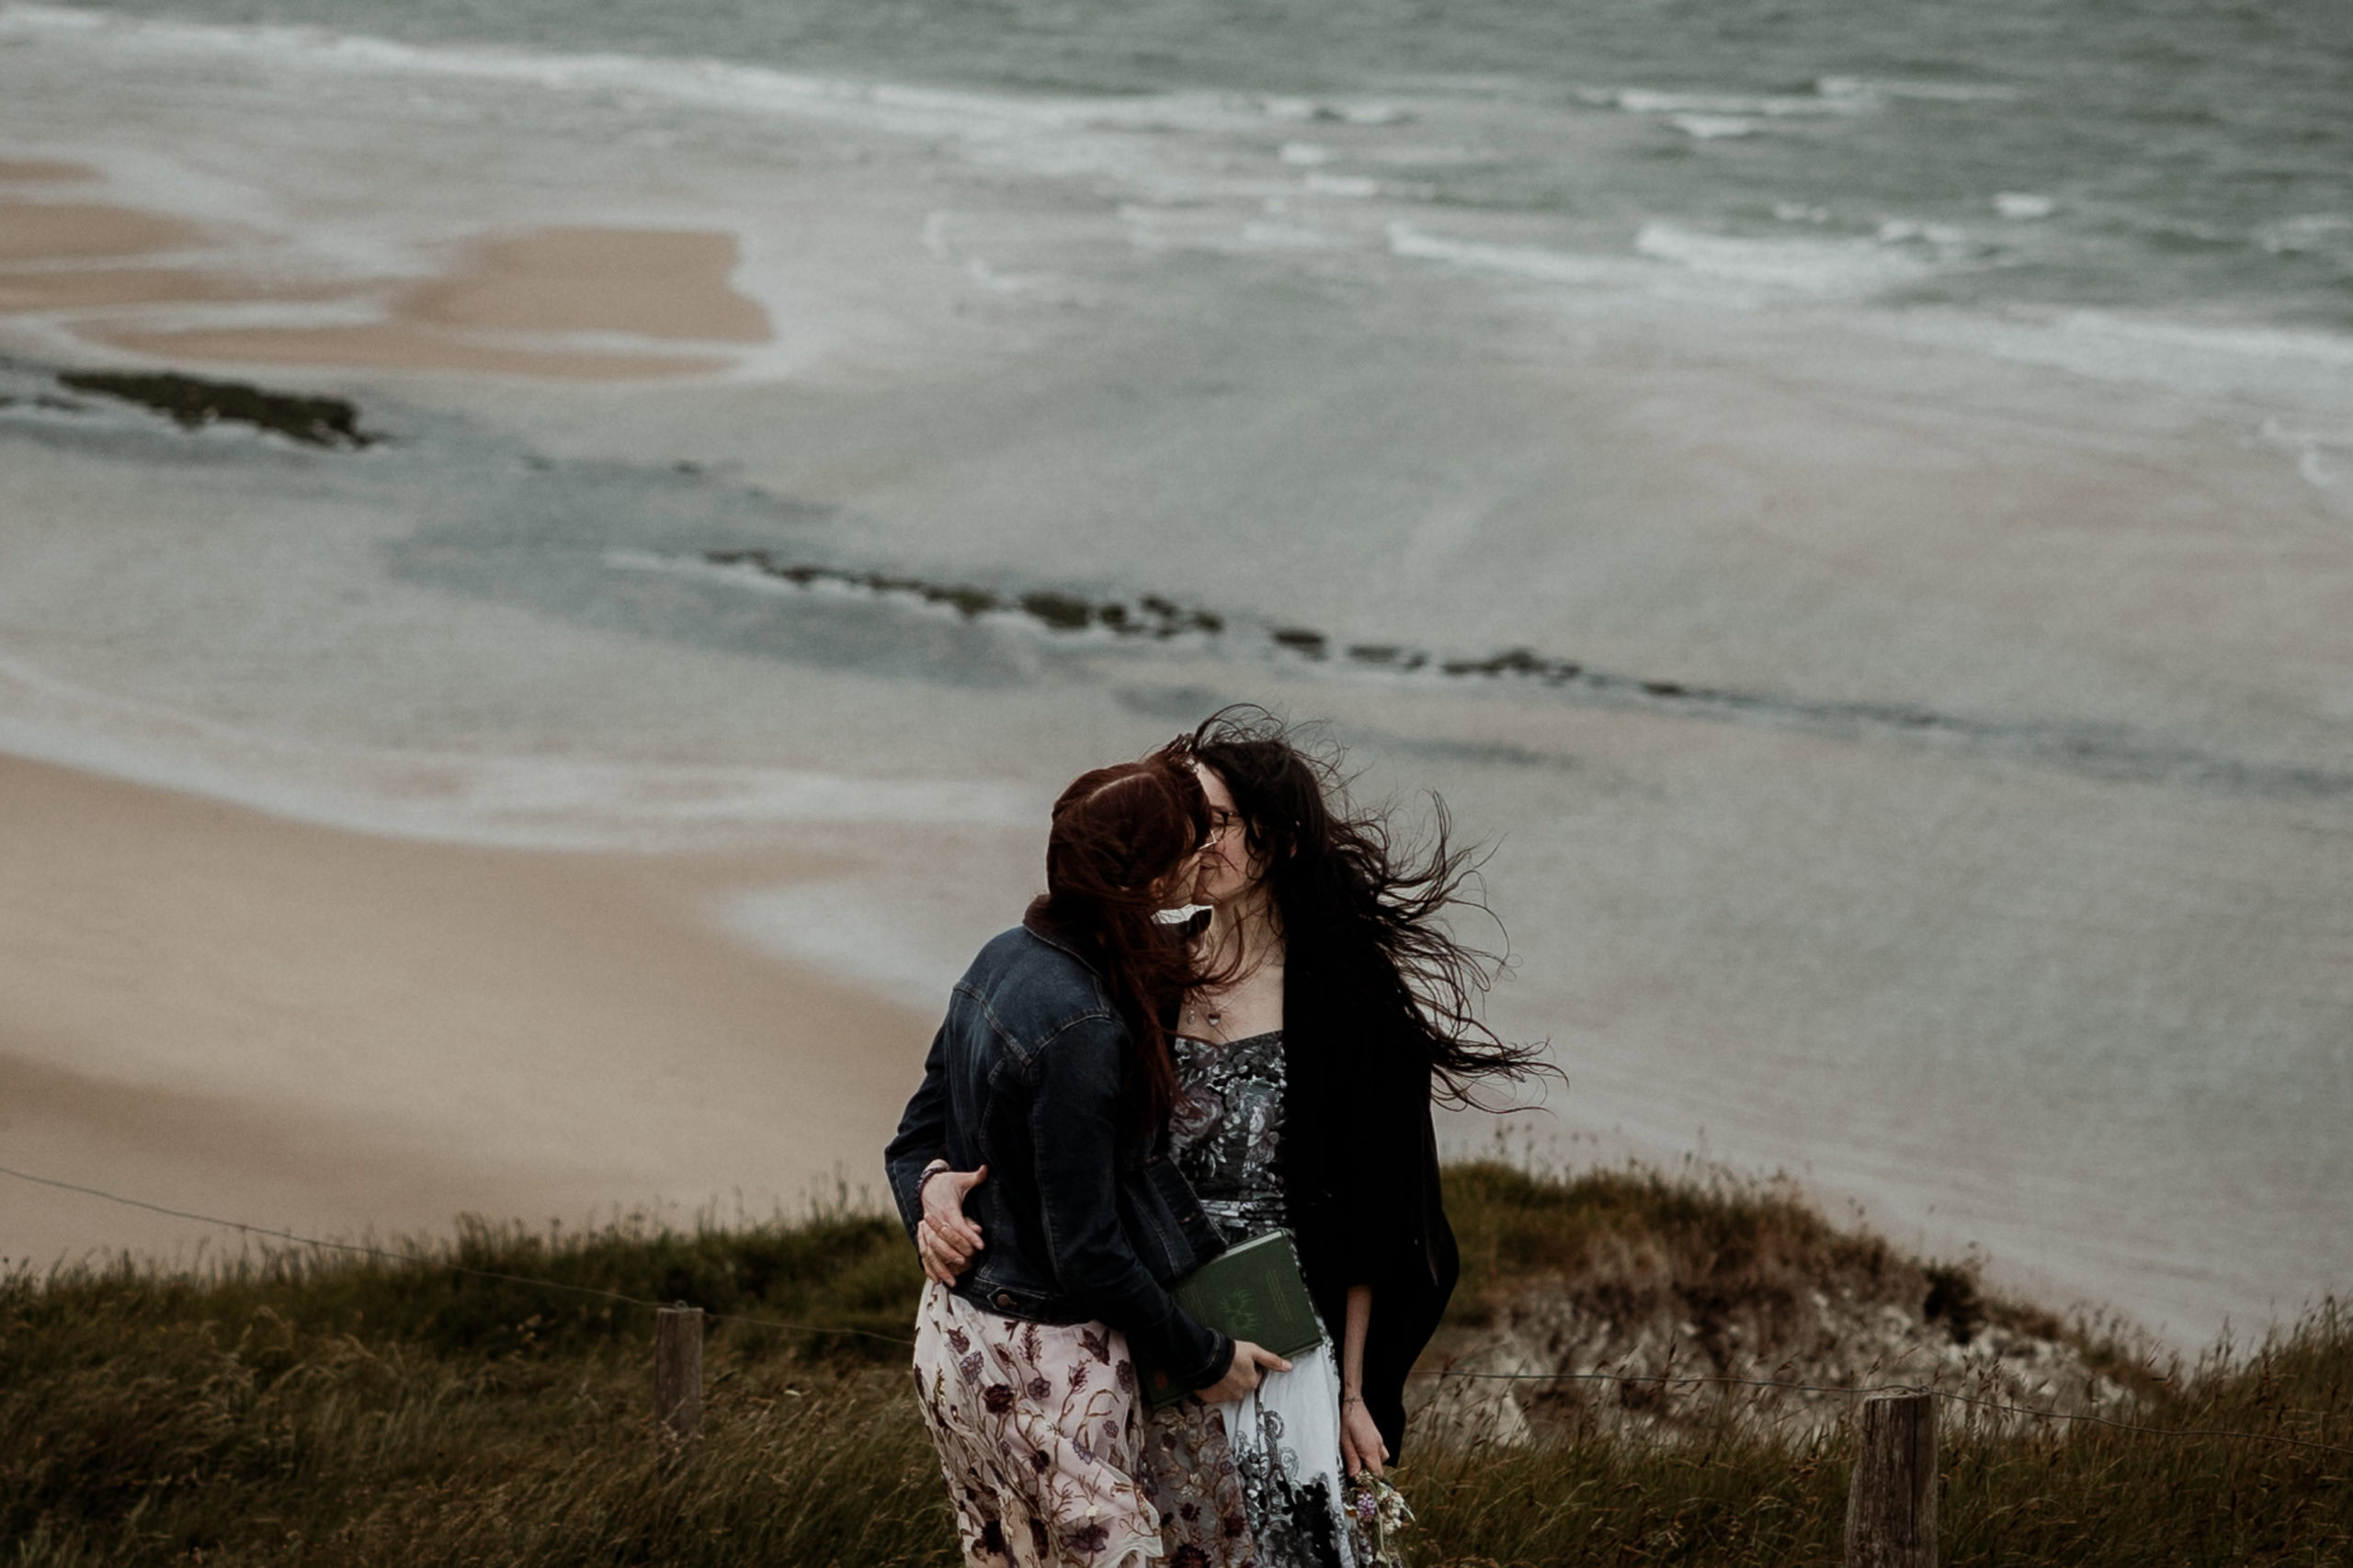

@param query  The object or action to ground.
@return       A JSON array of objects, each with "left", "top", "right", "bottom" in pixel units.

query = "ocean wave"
[
  {"left": 0, "top": 4, "right": 1270, "bottom": 174},
  {"left": 1670, "top": 114, "right": 1756, "bottom": 141},
  {"left": 1634, "top": 222, "right": 1933, "bottom": 295},
  {"left": 2256, "top": 214, "right": 2353, "bottom": 256},
  {"left": 1120, "top": 203, "right": 1341, "bottom": 255},
  {"left": 1890, "top": 307, "right": 2353, "bottom": 438},
  {"left": 1600, "top": 85, "right": 1859, "bottom": 119},
  {"left": 2259, "top": 420, "right": 2353, "bottom": 504},
  {"left": 2039, "top": 311, "right": 2353, "bottom": 368},
  {"left": 1816, "top": 75, "right": 2022, "bottom": 104},
  {"left": 1387, "top": 219, "right": 1949, "bottom": 301},
  {"left": 1257, "top": 97, "right": 1409, "bottom": 126},
  {"left": 1385, "top": 223, "right": 1651, "bottom": 287}
]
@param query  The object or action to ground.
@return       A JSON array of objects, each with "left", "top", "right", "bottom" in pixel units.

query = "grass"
[
  {"left": 1443, "top": 1160, "right": 1914, "bottom": 1326},
  {"left": 3, "top": 1166, "right": 2347, "bottom": 1566}
]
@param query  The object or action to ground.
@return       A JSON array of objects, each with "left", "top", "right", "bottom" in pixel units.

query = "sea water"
[{"left": 0, "top": 0, "right": 2347, "bottom": 1347}]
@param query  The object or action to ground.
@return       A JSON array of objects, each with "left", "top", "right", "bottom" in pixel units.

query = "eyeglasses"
[{"left": 1199, "top": 809, "right": 1240, "bottom": 849}]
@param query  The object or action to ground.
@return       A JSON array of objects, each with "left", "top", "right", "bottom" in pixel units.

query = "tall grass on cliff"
[{"left": 4, "top": 1167, "right": 2347, "bottom": 1566}]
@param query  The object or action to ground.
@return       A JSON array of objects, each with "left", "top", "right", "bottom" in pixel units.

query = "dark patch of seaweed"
[
  {"left": 676, "top": 541, "right": 2353, "bottom": 801},
  {"left": 697, "top": 549, "right": 1222, "bottom": 641},
  {"left": 55, "top": 369, "right": 376, "bottom": 449}
]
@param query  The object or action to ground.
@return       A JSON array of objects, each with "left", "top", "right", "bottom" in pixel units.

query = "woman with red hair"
[{"left": 886, "top": 744, "right": 1293, "bottom": 1568}]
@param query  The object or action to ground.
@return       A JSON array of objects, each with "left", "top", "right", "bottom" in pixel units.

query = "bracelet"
[{"left": 916, "top": 1160, "right": 951, "bottom": 1198}]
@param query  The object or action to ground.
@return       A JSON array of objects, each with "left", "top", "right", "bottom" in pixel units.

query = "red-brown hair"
[{"left": 1028, "top": 743, "right": 1209, "bottom": 1138}]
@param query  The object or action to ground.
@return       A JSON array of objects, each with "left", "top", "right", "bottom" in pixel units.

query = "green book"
[{"left": 1140, "top": 1231, "right": 1324, "bottom": 1409}]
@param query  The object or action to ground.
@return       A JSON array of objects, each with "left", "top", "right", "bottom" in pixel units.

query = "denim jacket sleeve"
[
  {"left": 1029, "top": 1013, "right": 1233, "bottom": 1391},
  {"left": 881, "top": 1022, "right": 952, "bottom": 1241}
]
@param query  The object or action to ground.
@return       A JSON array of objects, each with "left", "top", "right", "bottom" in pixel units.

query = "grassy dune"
[{"left": 3, "top": 1167, "right": 2346, "bottom": 1566}]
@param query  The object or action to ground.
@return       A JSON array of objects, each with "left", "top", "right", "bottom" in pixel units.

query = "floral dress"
[
  {"left": 911, "top": 1279, "right": 1163, "bottom": 1568},
  {"left": 1142, "top": 1029, "right": 1392, "bottom": 1568}
]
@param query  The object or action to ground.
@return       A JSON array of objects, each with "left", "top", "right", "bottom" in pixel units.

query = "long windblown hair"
[
  {"left": 1190, "top": 706, "right": 1554, "bottom": 1107},
  {"left": 1029, "top": 745, "right": 1211, "bottom": 1136}
]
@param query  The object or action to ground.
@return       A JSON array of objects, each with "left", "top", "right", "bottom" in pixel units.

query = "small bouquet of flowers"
[{"left": 1346, "top": 1469, "right": 1415, "bottom": 1568}]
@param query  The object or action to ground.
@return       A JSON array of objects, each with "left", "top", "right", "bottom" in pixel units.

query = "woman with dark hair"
[
  {"left": 924, "top": 710, "right": 1550, "bottom": 1568},
  {"left": 886, "top": 746, "right": 1295, "bottom": 1568}
]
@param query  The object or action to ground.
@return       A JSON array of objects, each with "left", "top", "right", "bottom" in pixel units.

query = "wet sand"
[
  {"left": 0, "top": 177, "right": 767, "bottom": 380},
  {"left": 406, "top": 227, "right": 771, "bottom": 342},
  {"left": 0, "top": 199, "right": 196, "bottom": 262},
  {"left": 0, "top": 159, "right": 98, "bottom": 182},
  {"left": 91, "top": 323, "right": 733, "bottom": 380},
  {"left": 0, "top": 267, "right": 327, "bottom": 312},
  {"left": 0, "top": 753, "right": 930, "bottom": 1268}
]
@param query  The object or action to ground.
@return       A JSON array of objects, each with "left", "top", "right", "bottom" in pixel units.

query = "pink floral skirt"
[{"left": 912, "top": 1280, "right": 1165, "bottom": 1568}]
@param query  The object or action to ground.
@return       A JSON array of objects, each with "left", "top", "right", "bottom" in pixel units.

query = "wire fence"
[
  {"left": 7, "top": 1160, "right": 2347, "bottom": 1459},
  {"left": 0, "top": 1160, "right": 915, "bottom": 1347},
  {"left": 1429, "top": 1369, "right": 2353, "bottom": 1458}
]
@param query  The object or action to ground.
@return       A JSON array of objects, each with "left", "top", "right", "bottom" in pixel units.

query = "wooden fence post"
[
  {"left": 1846, "top": 1390, "right": 1937, "bottom": 1568},
  {"left": 654, "top": 1305, "right": 705, "bottom": 1457}
]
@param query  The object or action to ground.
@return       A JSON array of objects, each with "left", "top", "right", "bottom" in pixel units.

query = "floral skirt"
[
  {"left": 911, "top": 1280, "right": 1164, "bottom": 1568},
  {"left": 1142, "top": 1340, "right": 1385, "bottom": 1568}
]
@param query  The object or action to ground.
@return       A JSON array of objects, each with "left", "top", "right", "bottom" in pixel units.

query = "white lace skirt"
[{"left": 1142, "top": 1338, "right": 1368, "bottom": 1568}]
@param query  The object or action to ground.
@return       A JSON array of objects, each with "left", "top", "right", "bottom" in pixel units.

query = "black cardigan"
[{"left": 1276, "top": 926, "right": 1459, "bottom": 1462}]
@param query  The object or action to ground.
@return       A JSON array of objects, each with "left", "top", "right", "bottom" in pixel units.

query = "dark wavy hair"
[
  {"left": 1028, "top": 744, "right": 1211, "bottom": 1136},
  {"left": 1189, "top": 706, "right": 1553, "bottom": 1107}
]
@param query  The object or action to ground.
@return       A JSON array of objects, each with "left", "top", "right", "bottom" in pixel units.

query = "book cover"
[{"left": 1141, "top": 1231, "right": 1324, "bottom": 1409}]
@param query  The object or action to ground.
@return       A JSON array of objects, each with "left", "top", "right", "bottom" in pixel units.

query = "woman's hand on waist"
[{"left": 915, "top": 1163, "right": 987, "bottom": 1285}]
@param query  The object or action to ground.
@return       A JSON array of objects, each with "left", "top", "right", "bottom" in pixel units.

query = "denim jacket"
[{"left": 883, "top": 917, "right": 1233, "bottom": 1391}]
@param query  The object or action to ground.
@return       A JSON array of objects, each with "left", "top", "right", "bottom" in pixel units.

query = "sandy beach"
[
  {"left": 0, "top": 751, "right": 932, "bottom": 1268},
  {"left": 1, "top": 161, "right": 767, "bottom": 380}
]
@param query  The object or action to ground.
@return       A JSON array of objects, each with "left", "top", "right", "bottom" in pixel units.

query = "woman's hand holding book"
[{"left": 1197, "top": 1340, "right": 1293, "bottom": 1403}]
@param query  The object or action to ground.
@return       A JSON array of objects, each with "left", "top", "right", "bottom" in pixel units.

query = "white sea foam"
[
  {"left": 0, "top": 3, "right": 1275, "bottom": 193},
  {"left": 1875, "top": 219, "right": 1967, "bottom": 246},
  {"left": 2259, "top": 420, "right": 2353, "bottom": 506},
  {"left": 1890, "top": 307, "right": 2353, "bottom": 448},
  {"left": 1387, "top": 220, "right": 1935, "bottom": 303},
  {"left": 2024, "top": 311, "right": 2353, "bottom": 369},
  {"left": 1257, "top": 97, "right": 1406, "bottom": 125},
  {"left": 1610, "top": 86, "right": 1857, "bottom": 119},
  {"left": 1671, "top": 114, "right": 1756, "bottom": 141},
  {"left": 1385, "top": 222, "right": 1650, "bottom": 289},
  {"left": 1994, "top": 192, "right": 2056, "bottom": 220},
  {"left": 1817, "top": 75, "right": 2022, "bottom": 104},
  {"left": 2257, "top": 213, "right": 2353, "bottom": 256},
  {"left": 1120, "top": 202, "right": 1339, "bottom": 255},
  {"left": 1634, "top": 222, "right": 1930, "bottom": 295}
]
